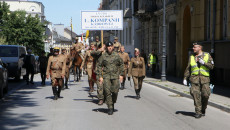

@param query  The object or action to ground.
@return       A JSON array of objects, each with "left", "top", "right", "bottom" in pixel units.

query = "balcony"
[{"left": 134, "top": 0, "right": 157, "bottom": 21}]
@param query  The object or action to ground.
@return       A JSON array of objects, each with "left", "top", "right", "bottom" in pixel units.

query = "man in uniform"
[
  {"left": 95, "top": 36, "right": 101, "bottom": 49},
  {"left": 91, "top": 41, "right": 105, "bottom": 105},
  {"left": 183, "top": 42, "right": 214, "bottom": 118},
  {"left": 81, "top": 43, "right": 96, "bottom": 93},
  {"left": 119, "top": 46, "right": 130, "bottom": 90},
  {"left": 113, "top": 37, "right": 121, "bottom": 53},
  {"left": 72, "top": 37, "right": 84, "bottom": 59},
  {"left": 148, "top": 49, "right": 158, "bottom": 77},
  {"left": 97, "top": 41, "right": 124, "bottom": 115},
  {"left": 39, "top": 50, "right": 47, "bottom": 85},
  {"left": 46, "top": 47, "right": 66, "bottom": 100}
]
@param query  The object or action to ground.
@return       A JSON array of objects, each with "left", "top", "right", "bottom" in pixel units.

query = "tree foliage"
[{"left": 0, "top": 2, "right": 46, "bottom": 55}]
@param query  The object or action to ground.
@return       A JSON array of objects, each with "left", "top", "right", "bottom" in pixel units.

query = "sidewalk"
[{"left": 143, "top": 71, "right": 230, "bottom": 113}]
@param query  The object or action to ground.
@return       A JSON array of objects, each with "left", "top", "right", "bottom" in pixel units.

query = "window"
[
  {"left": 205, "top": 0, "right": 211, "bottom": 40},
  {"left": 223, "top": 0, "right": 228, "bottom": 39}
]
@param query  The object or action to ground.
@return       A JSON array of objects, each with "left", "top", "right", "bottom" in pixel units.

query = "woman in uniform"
[{"left": 128, "top": 48, "right": 146, "bottom": 100}]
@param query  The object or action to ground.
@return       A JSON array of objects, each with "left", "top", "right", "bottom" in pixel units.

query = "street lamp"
[{"left": 161, "top": 0, "right": 166, "bottom": 81}]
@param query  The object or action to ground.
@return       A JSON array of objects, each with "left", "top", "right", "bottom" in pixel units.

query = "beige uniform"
[
  {"left": 46, "top": 55, "right": 66, "bottom": 87},
  {"left": 65, "top": 54, "right": 73, "bottom": 79},
  {"left": 128, "top": 56, "right": 146, "bottom": 90},
  {"left": 114, "top": 42, "right": 121, "bottom": 52},
  {"left": 119, "top": 52, "right": 130, "bottom": 80},
  {"left": 81, "top": 50, "right": 95, "bottom": 82}
]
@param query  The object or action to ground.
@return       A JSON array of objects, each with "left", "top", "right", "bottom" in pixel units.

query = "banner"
[{"left": 81, "top": 10, "right": 123, "bottom": 30}]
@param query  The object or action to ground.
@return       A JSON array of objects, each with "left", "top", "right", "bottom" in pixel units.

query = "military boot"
[
  {"left": 120, "top": 82, "right": 124, "bottom": 90},
  {"left": 194, "top": 113, "right": 202, "bottom": 119},
  {"left": 98, "top": 100, "right": 103, "bottom": 105},
  {"left": 202, "top": 110, "right": 206, "bottom": 116},
  {"left": 108, "top": 109, "right": 113, "bottom": 115},
  {"left": 65, "top": 82, "right": 68, "bottom": 89},
  {"left": 57, "top": 86, "right": 62, "bottom": 98},
  {"left": 135, "top": 90, "right": 140, "bottom": 100},
  {"left": 52, "top": 87, "right": 58, "bottom": 100}
]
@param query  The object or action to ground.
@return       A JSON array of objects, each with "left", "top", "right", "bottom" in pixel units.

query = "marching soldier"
[
  {"left": 128, "top": 48, "right": 146, "bottom": 100},
  {"left": 46, "top": 47, "right": 66, "bottom": 100},
  {"left": 113, "top": 37, "right": 121, "bottom": 53},
  {"left": 91, "top": 42, "right": 105, "bottom": 105},
  {"left": 118, "top": 46, "right": 130, "bottom": 90},
  {"left": 81, "top": 43, "right": 96, "bottom": 93},
  {"left": 97, "top": 41, "right": 124, "bottom": 115},
  {"left": 183, "top": 42, "right": 214, "bottom": 119}
]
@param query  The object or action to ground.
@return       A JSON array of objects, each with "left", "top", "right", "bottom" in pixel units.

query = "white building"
[{"left": 3, "top": 0, "right": 45, "bottom": 22}]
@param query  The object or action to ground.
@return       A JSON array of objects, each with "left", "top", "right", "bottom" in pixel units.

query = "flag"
[
  {"left": 81, "top": 33, "right": 83, "bottom": 41},
  {"left": 71, "top": 17, "right": 73, "bottom": 32},
  {"left": 86, "top": 30, "right": 89, "bottom": 39}
]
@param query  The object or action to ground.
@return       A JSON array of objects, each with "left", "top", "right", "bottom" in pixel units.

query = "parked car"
[
  {"left": 0, "top": 58, "right": 8, "bottom": 98},
  {"left": 0, "top": 45, "right": 26, "bottom": 80}
]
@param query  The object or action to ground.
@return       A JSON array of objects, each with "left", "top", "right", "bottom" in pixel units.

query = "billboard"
[{"left": 81, "top": 10, "right": 123, "bottom": 30}]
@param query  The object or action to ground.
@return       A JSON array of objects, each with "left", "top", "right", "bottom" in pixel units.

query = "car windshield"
[{"left": 0, "top": 46, "right": 18, "bottom": 57}]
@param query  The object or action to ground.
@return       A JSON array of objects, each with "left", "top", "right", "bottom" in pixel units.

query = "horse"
[{"left": 71, "top": 50, "right": 83, "bottom": 82}]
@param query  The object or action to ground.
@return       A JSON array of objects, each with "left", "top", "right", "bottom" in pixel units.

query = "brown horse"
[{"left": 71, "top": 50, "right": 83, "bottom": 82}]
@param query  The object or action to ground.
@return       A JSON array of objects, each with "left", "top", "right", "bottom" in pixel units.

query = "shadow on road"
[
  {"left": 175, "top": 111, "right": 195, "bottom": 117},
  {"left": 124, "top": 95, "right": 137, "bottom": 99},
  {"left": 92, "top": 108, "right": 118, "bottom": 114},
  {"left": 0, "top": 84, "right": 46, "bottom": 130}
]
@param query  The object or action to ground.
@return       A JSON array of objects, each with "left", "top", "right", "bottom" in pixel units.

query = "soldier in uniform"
[
  {"left": 113, "top": 37, "right": 121, "bottom": 53},
  {"left": 95, "top": 36, "right": 101, "bottom": 49},
  {"left": 39, "top": 50, "right": 48, "bottom": 85},
  {"left": 183, "top": 42, "right": 214, "bottom": 119},
  {"left": 118, "top": 46, "right": 130, "bottom": 90},
  {"left": 97, "top": 41, "right": 124, "bottom": 115},
  {"left": 46, "top": 47, "right": 66, "bottom": 100},
  {"left": 81, "top": 43, "right": 96, "bottom": 93},
  {"left": 90, "top": 41, "right": 105, "bottom": 105},
  {"left": 72, "top": 37, "right": 84, "bottom": 59},
  {"left": 128, "top": 48, "right": 146, "bottom": 100}
]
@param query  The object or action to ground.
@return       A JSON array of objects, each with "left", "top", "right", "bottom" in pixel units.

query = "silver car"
[{"left": 0, "top": 45, "right": 26, "bottom": 81}]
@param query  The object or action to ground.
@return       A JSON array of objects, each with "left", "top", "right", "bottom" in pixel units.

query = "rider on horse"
[{"left": 72, "top": 36, "right": 84, "bottom": 60}]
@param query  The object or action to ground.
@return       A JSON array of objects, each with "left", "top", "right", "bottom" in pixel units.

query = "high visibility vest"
[
  {"left": 150, "top": 54, "right": 156, "bottom": 65},
  {"left": 190, "top": 53, "right": 210, "bottom": 76}
]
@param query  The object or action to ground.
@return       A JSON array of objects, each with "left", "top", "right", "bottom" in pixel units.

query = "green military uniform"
[
  {"left": 184, "top": 52, "right": 214, "bottom": 115},
  {"left": 90, "top": 45, "right": 104, "bottom": 101},
  {"left": 97, "top": 50, "right": 124, "bottom": 111}
]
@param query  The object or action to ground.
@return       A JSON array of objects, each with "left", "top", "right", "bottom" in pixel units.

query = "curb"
[{"left": 144, "top": 81, "right": 230, "bottom": 113}]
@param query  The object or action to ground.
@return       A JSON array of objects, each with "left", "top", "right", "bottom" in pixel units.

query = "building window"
[
  {"left": 129, "top": 26, "right": 132, "bottom": 45},
  {"left": 205, "top": 0, "right": 211, "bottom": 41}
]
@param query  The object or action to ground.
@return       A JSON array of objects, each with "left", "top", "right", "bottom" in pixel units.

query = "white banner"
[{"left": 81, "top": 10, "right": 123, "bottom": 30}]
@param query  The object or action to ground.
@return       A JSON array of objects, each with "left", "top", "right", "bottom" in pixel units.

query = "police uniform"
[
  {"left": 97, "top": 42, "right": 124, "bottom": 115},
  {"left": 81, "top": 47, "right": 95, "bottom": 92},
  {"left": 148, "top": 53, "right": 158, "bottom": 76},
  {"left": 46, "top": 47, "right": 66, "bottom": 100},
  {"left": 128, "top": 53, "right": 146, "bottom": 99},
  {"left": 184, "top": 43, "right": 214, "bottom": 118},
  {"left": 119, "top": 51, "right": 130, "bottom": 90}
]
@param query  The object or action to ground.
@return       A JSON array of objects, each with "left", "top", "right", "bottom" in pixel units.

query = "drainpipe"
[{"left": 211, "top": 0, "right": 216, "bottom": 59}]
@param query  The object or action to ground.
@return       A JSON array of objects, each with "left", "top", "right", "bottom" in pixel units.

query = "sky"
[{"left": 36, "top": 0, "right": 101, "bottom": 34}]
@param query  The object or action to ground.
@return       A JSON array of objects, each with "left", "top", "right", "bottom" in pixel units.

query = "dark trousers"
[
  {"left": 151, "top": 64, "right": 156, "bottom": 76},
  {"left": 40, "top": 68, "right": 46, "bottom": 84},
  {"left": 26, "top": 66, "right": 34, "bottom": 83}
]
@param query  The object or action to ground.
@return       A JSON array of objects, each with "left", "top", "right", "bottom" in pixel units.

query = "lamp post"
[{"left": 161, "top": 0, "right": 166, "bottom": 81}]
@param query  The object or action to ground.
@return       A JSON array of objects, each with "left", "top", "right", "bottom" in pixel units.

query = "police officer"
[
  {"left": 46, "top": 47, "right": 66, "bottom": 100},
  {"left": 183, "top": 42, "right": 214, "bottom": 119},
  {"left": 118, "top": 46, "right": 130, "bottom": 90},
  {"left": 148, "top": 49, "right": 158, "bottom": 77},
  {"left": 97, "top": 41, "right": 124, "bottom": 115},
  {"left": 113, "top": 37, "right": 121, "bottom": 53},
  {"left": 128, "top": 48, "right": 146, "bottom": 100},
  {"left": 24, "top": 49, "right": 35, "bottom": 85},
  {"left": 91, "top": 42, "right": 105, "bottom": 105},
  {"left": 39, "top": 50, "right": 47, "bottom": 85},
  {"left": 81, "top": 43, "right": 96, "bottom": 93}
]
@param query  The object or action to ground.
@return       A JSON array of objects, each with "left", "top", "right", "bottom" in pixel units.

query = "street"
[{"left": 0, "top": 74, "right": 229, "bottom": 130}]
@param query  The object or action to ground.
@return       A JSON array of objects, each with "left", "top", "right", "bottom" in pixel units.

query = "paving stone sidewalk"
[{"left": 143, "top": 75, "right": 230, "bottom": 113}]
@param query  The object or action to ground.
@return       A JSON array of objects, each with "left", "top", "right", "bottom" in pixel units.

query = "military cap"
[
  {"left": 96, "top": 36, "right": 99, "bottom": 39},
  {"left": 54, "top": 47, "right": 60, "bottom": 52},
  {"left": 106, "top": 41, "right": 113, "bottom": 47},
  {"left": 114, "top": 37, "right": 118, "bottom": 40},
  {"left": 193, "top": 42, "right": 203, "bottom": 46}
]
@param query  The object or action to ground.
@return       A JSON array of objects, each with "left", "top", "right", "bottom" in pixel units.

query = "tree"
[{"left": 0, "top": 2, "right": 10, "bottom": 36}]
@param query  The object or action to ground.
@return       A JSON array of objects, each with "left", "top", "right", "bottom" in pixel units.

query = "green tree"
[{"left": 0, "top": 2, "right": 10, "bottom": 36}]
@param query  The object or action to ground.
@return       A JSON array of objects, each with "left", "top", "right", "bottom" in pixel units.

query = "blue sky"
[{"left": 36, "top": 0, "right": 101, "bottom": 34}]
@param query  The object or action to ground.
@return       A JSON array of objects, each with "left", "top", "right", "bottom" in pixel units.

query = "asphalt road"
[{"left": 0, "top": 74, "right": 230, "bottom": 130}]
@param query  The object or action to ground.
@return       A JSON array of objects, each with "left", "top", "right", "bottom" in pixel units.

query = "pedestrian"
[
  {"left": 81, "top": 43, "right": 96, "bottom": 93},
  {"left": 148, "top": 49, "right": 158, "bottom": 77},
  {"left": 24, "top": 49, "right": 35, "bottom": 85},
  {"left": 38, "top": 50, "right": 47, "bottom": 85},
  {"left": 90, "top": 40, "right": 105, "bottom": 105},
  {"left": 46, "top": 47, "right": 66, "bottom": 100},
  {"left": 128, "top": 48, "right": 146, "bottom": 100},
  {"left": 97, "top": 41, "right": 124, "bottom": 115},
  {"left": 118, "top": 46, "right": 130, "bottom": 90},
  {"left": 183, "top": 42, "right": 214, "bottom": 119},
  {"left": 113, "top": 36, "right": 121, "bottom": 53}
]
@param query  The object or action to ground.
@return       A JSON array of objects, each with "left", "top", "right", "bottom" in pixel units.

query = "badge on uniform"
[{"left": 211, "top": 61, "right": 214, "bottom": 65}]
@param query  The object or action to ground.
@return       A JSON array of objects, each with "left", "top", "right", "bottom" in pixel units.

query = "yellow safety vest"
[
  {"left": 150, "top": 54, "right": 156, "bottom": 65},
  {"left": 190, "top": 53, "right": 210, "bottom": 76}
]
